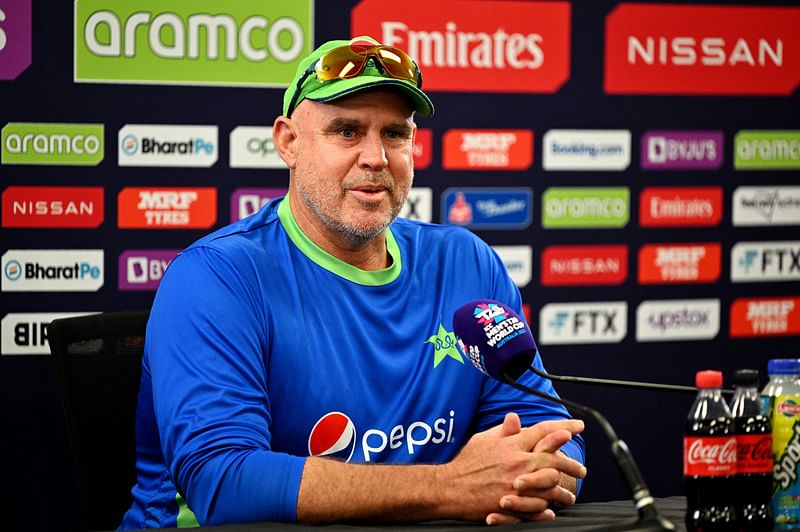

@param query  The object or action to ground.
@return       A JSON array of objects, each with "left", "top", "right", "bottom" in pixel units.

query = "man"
[{"left": 121, "top": 36, "right": 586, "bottom": 529}]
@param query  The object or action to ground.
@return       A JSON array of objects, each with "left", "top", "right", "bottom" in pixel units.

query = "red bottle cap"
[{"left": 695, "top": 370, "right": 723, "bottom": 388}]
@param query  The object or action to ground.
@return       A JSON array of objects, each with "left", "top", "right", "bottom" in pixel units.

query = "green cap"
[{"left": 283, "top": 36, "right": 434, "bottom": 117}]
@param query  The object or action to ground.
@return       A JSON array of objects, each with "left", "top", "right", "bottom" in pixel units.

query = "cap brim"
[{"left": 304, "top": 76, "right": 434, "bottom": 117}]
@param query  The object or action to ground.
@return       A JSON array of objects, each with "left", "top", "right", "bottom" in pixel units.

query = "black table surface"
[{"left": 148, "top": 497, "right": 687, "bottom": 532}]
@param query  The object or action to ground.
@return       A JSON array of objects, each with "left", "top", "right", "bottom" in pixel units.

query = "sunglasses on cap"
[{"left": 286, "top": 44, "right": 423, "bottom": 116}]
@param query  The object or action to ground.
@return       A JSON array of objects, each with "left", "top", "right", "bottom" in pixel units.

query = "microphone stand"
[
  {"left": 528, "top": 364, "right": 734, "bottom": 396},
  {"left": 503, "top": 371, "right": 676, "bottom": 532}
]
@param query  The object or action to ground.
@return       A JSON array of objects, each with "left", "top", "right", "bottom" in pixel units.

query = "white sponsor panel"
[
  {"left": 399, "top": 187, "right": 432, "bottom": 222},
  {"left": 543, "top": 129, "right": 631, "bottom": 171},
  {"left": 229, "top": 126, "right": 286, "bottom": 168},
  {"left": 492, "top": 245, "right": 532, "bottom": 287},
  {"left": 118, "top": 124, "right": 218, "bottom": 167},
  {"left": 1, "top": 312, "right": 97, "bottom": 355},
  {"left": 2, "top": 249, "right": 104, "bottom": 292},
  {"left": 731, "top": 241, "right": 800, "bottom": 282},
  {"left": 732, "top": 186, "right": 800, "bottom": 226},
  {"left": 539, "top": 301, "right": 627, "bottom": 345},
  {"left": 635, "top": 299, "right": 720, "bottom": 342}
]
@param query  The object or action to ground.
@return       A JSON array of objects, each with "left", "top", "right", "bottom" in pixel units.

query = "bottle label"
[
  {"left": 735, "top": 433, "right": 773, "bottom": 474},
  {"left": 683, "top": 436, "right": 737, "bottom": 476},
  {"left": 772, "top": 396, "right": 800, "bottom": 529}
]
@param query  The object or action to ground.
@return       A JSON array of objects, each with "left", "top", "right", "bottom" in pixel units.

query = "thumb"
[{"left": 499, "top": 412, "right": 522, "bottom": 437}]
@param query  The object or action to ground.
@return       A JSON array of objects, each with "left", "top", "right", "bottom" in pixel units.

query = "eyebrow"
[{"left": 322, "top": 118, "right": 413, "bottom": 137}]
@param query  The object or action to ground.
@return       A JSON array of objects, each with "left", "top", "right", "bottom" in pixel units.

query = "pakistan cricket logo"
[{"left": 425, "top": 322, "right": 464, "bottom": 369}]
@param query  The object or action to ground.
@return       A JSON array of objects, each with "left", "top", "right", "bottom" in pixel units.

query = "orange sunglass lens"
[{"left": 314, "top": 45, "right": 418, "bottom": 83}]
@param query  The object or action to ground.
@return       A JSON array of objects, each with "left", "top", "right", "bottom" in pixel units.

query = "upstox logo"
[
  {"left": 731, "top": 241, "right": 800, "bottom": 283},
  {"left": 542, "top": 187, "right": 629, "bottom": 229},
  {"left": 539, "top": 301, "right": 627, "bottom": 345},
  {"left": 735, "top": 131, "right": 800, "bottom": 170},
  {"left": 118, "top": 125, "right": 217, "bottom": 167},
  {"left": 2, "top": 250, "right": 104, "bottom": 292},
  {"left": 2, "top": 123, "right": 104, "bottom": 165},
  {"left": 74, "top": 0, "right": 312, "bottom": 86},
  {"left": 636, "top": 299, "right": 720, "bottom": 342}
]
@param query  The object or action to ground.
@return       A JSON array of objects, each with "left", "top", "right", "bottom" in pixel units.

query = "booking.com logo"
[
  {"left": 4, "top": 260, "right": 21, "bottom": 281},
  {"left": 308, "top": 410, "right": 456, "bottom": 463},
  {"left": 121, "top": 134, "right": 139, "bottom": 155}
]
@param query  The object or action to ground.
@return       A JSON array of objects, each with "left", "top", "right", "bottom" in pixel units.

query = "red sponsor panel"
[
  {"left": 730, "top": 296, "right": 800, "bottom": 338},
  {"left": 605, "top": 4, "right": 800, "bottom": 95},
  {"left": 118, "top": 187, "right": 217, "bottom": 229},
  {"left": 640, "top": 187, "right": 722, "bottom": 227},
  {"left": 2, "top": 186, "right": 104, "bottom": 228},
  {"left": 352, "top": 0, "right": 570, "bottom": 93},
  {"left": 522, "top": 303, "right": 531, "bottom": 326},
  {"left": 442, "top": 129, "right": 533, "bottom": 170},
  {"left": 638, "top": 243, "right": 721, "bottom": 284},
  {"left": 541, "top": 245, "right": 628, "bottom": 286},
  {"left": 684, "top": 436, "right": 737, "bottom": 477},
  {"left": 413, "top": 128, "right": 432, "bottom": 169}
]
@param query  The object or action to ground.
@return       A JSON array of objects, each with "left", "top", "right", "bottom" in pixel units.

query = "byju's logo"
[
  {"left": 636, "top": 299, "right": 720, "bottom": 342},
  {"left": 539, "top": 302, "right": 627, "bottom": 345},
  {"left": 229, "top": 126, "right": 287, "bottom": 169},
  {"left": 641, "top": 131, "right": 723, "bottom": 170},
  {"left": 731, "top": 297, "right": 800, "bottom": 338},
  {"left": 1, "top": 312, "right": 96, "bottom": 355},
  {"left": 230, "top": 187, "right": 287, "bottom": 222},
  {"left": 0, "top": 1, "right": 31, "bottom": 80},
  {"left": 732, "top": 186, "right": 800, "bottom": 226},
  {"left": 308, "top": 410, "right": 456, "bottom": 463},
  {"left": 640, "top": 187, "right": 722, "bottom": 227},
  {"left": 399, "top": 187, "right": 432, "bottom": 222},
  {"left": 441, "top": 188, "right": 532, "bottom": 229},
  {"left": 542, "top": 187, "right": 629, "bottom": 229},
  {"left": 2, "top": 186, "right": 104, "bottom": 228},
  {"left": 119, "top": 250, "right": 179, "bottom": 291},
  {"left": 443, "top": 129, "right": 533, "bottom": 170},
  {"left": 731, "top": 241, "right": 800, "bottom": 283},
  {"left": 543, "top": 130, "right": 631, "bottom": 171},
  {"left": 492, "top": 246, "right": 532, "bottom": 288},
  {"left": 1, "top": 250, "right": 104, "bottom": 292},
  {"left": 2, "top": 123, "right": 104, "bottom": 165},
  {"left": 735, "top": 131, "right": 800, "bottom": 170},
  {"left": 118, "top": 125, "right": 218, "bottom": 167}
]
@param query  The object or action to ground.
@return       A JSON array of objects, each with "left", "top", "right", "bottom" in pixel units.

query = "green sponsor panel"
[
  {"left": 542, "top": 187, "right": 629, "bottom": 228},
  {"left": 2, "top": 122, "right": 105, "bottom": 165},
  {"left": 735, "top": 130, "right": 800, "bottom": 170},
  {"left": 74, "top": 0, "right": 313, "bottom": 87}
]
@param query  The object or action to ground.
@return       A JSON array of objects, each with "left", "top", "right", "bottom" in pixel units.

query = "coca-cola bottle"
[
  {"left": 684, "top": 370, "right": 737, "bottom": 531},
  {"left": 731, "top": 369, "right": 774, "bottom": 531}
]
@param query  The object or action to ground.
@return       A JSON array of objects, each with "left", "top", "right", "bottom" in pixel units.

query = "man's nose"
[{"left": 358, "top": 132, "right": 389, "bottom": 170}]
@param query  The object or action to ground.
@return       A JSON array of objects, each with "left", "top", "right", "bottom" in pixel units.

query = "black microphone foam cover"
[{"left": 452, "top": 300, "right": 537, "bottom": 382}]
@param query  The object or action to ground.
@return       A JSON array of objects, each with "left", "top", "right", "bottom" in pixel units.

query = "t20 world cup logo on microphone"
[{"left": 308, "top": 412, "right": 357, "bottom": 462}]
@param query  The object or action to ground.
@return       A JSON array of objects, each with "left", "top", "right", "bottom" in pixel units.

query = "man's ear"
[{"left": 273, "top": 115, "right": 298, "bottom": 169}]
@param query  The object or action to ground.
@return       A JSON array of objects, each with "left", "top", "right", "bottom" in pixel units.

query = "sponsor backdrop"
[{"left": 1, "top": 0, "right": 799, "bottom": 529}]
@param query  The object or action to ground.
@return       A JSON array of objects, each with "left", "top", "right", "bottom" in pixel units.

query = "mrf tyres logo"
[
  {"left": 441, "top": 188, "right": 532, "bottom": 230},
  {"left": 732, "top": 241, "right": 800, "bottom": 283},
  {"left": 539, "top": 301, "right": 627, "bottom": 345},
  {"left": 2, "top": 123, "right": 104, "bottom": 165},
  {"left": 74, "top": 0, "right": 312, "bottom": 86},
  {"left": 636, "top": 299, "right": 720, "bottom": 342},
  {"left": 352, "top": 0, "right": 570, "bottom": 93},
  {"left": 735, "top": 131, "right": 800, "bottom": 170},
  {"left": 442, "top": 129, "right": 533, "bottom": 170},
  {"left": 308, "top": 410, "right": 456, "bottom": 463},
  {"left": 118, "top": 125, "right": 217, "bottom": 167},
  {"left": 118, "top": 187, "right": 217, "bottom": 229},
  {"left": 542, "top": 187, "right": 629, "bottom": 229},
  {"left": 730, "top": 297, "right": 800, "bottom": 338},
  {"left": 542, "top": 129, "right": 631, "bottom": 171},
  {"left": 733, "top": 186, "right": 800, "bottom": 227},
  {"left": 605, "top": 4, "right": 800, "bottom": 95},
  {"left": 2, "top": 249, "right": 104, "bottom": 292},
  {"left": 638, "top": 243, "right": 721, "bottom": 284},
  {"left": 641, "top": 131, "right": 723, "bottom": 170}
]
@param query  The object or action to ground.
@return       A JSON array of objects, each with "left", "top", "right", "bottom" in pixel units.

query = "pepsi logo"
[{"left": 308, "top": 412, "right": 356, "bottom": 462}]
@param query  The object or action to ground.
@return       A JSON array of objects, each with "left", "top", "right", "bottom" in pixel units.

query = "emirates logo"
[{"left": 687, "top": 437, "right": 737, "bottom": 465}]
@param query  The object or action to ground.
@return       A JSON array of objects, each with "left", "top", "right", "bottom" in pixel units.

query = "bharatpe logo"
[
  {"left": 640, "top": 187, "right": 722, "bottom": 227},
  {"left": 399, "top": 187, "right": 432, "bottom": 222},
  {"left": 541, "top": 245, "right": 628, "bottom": 286},
  {"left": 1, "top": 312, "right": 96, "bottom": 355},
  {"left": 542, "top": 187, "right": 629, "bottom": 229},
  {"left": 0, "top": 1, "right": 32, "bottom": 80},
  {"left": 605, "top": 4, "right": 800, "bottom": 95},
  {"left": 119, "top": 249, "right": 179, "bottom": 291},
  {"left": 731, "top": 297, "right": 800, "bottom": 338},
  {"left": 74, "top": 0, "right": 312, "bottom": 86},
  {"left": 641, "top": 131, "right": 723, "bottom": 170},
  {"left": 1, "top": 250, "right": 104, "bottom": 292},
  {"left": 731, "top": 241, "right": 800, "bottom": 283},
  {"left": 1, "top": 123, "right": 104, "bottom": 165},
  {"left": 636, "top": 299, "right": 720, "bottom": 342},
  {"left": 732, "top": 186, "right": 800, "bottom": 226},
  {"left": 492, "top": 246, "right": 532, "bottom": 287},
  {"left": 735, "top": 131, "right": 800, "bottom": 170},
  {"left": 229, "top": 126, "right": 286, "bottom": 169},
  {"left": 118, "top": 125, "right": 217, "bottom": 167},
  {"left": 308, "top": 410, "right": 456, "bottom": 463},
  {"left": 353, "top": 0, "right": 570, "bottom": 93},
  {"left": 442, "top": 188, "right": 532, "bottom": 229},
  {"left": 442, "top": 129, "right": 533, "bottom": 170},
  {"left": 543, "top": 130, "right": 631, "bottom": 171},
  {"left": 539, "top": 301, "right": 627, "bottom": 345},
  {"left": 230, "top": 187, "right": 287, "bottom": 222}
]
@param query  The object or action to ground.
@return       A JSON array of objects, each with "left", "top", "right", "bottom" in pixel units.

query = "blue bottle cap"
[{"left": 767, "top": 358, "right": 800, "bottom": 375}]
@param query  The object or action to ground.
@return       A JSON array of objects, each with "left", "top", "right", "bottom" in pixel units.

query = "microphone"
[{"left": 453, "top": 299, "right": 676, "bottom": 532}]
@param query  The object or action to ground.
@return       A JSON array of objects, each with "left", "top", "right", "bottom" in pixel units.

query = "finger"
[
  {"left": 498, "top": 494, "right": 551, "bottom": 515},
  {"left": 486, "top": 508, "right": 556, "bottom": 525},
  {"left": 516, "top": 485, "right": 577, "bottom": 508},
  {"left": 533, "top": 428, "right": 573, "bottom": 453},
  {"left": 518, "top": 419, "right": 584, "bottom": 450},
  {"left": 499, "top": 412, "right": 522, "bottom": 437}
]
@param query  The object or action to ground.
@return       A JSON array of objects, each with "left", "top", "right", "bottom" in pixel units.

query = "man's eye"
[{"left": 340, "top": 129, "right": 355, "bottom": 138}]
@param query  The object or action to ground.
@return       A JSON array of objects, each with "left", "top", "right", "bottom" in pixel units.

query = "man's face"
[{"left": 288, "top": 89, "right": 416, "bottom": 248}]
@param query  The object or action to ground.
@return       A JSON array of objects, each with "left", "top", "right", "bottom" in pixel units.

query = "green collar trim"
[{"left": 277, "top": 196, "right": 402, "bottom": 286}]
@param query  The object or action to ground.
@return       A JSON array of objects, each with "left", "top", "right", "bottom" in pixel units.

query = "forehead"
[{"left": 303, "top": 89, "right": 415, "bottom": 123}]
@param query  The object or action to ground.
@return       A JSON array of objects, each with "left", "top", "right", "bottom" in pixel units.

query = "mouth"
[{"left": 347, "top": 184, "right": 390, "bottom": 202}]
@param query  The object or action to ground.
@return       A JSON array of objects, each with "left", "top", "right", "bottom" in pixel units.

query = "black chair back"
[{"left": 48, "top": 311, "right": 149, "bottom": 531}]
